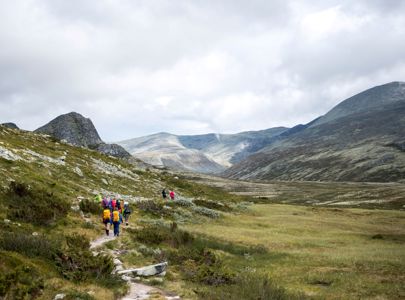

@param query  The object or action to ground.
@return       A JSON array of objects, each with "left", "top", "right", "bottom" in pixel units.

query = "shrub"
[
  {"left": 196, "top": 272, "right": 303, "bottom": 300},
  {"left": 0, "top": 232, "right": 59, "bottom": 259},
  {"left": 5, "top": 181, "right": 70, "bottom": 226},
  {"left": 136, "top": 200, "right": 166, "bottom": 216},
  {"left": 191, "top": 206, "right": 221, "bottom": 218},
  {"left": 55, "top": 234, "right": 115, "bottom": 282},
  {"left": 132, "top": 223, "right": 193, "bottom": 248},
  {"left": 194, "top": 199, "right": 231, "bottom": 212},
  {"left": 64, "top": 291, "right": 95, "bottom": 300},
  {"left": 182, "top": 249, "right": 235, "bottom": 286},
  {"left": 0, "top": 265, "right": 44, "bottom": 300},
  {"left": 79, "top": 198, "right": 101, "bottom": 215}
]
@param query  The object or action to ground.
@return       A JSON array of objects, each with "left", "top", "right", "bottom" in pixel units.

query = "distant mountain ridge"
[
  {"left": 224, "top": 82, "right": 405, "bottom": 182},
  {"left": 34, "top": 112, "right": 131, "bottom": 159},
  {"left": 118, "top": 127, "right": 288, "bottom": 173}
]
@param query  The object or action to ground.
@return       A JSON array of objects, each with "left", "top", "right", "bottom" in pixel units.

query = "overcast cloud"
[{"left": 1, "top": 0, "right": 404, "bottom": 141}]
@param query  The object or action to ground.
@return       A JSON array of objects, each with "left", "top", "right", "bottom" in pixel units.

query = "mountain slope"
[
  {"left": 118, "top": 127, "right": 288, "bottom": 173},
  {"left": 118, "top": 132, "right": 226, "bottom": 173},
  {"left": 224, "top": 82, "right": 405, "bottom": 182},
  {"left": 35, "top": 112, "right": 131, "bottom": 159}
]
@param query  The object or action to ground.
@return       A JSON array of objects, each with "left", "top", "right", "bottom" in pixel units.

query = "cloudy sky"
[{"left": 1, "top": 0, "right": 405, "bottom": 141}]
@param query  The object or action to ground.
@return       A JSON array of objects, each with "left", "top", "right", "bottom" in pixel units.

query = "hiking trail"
[{"left": 90, "top": 234, "right": 180, "bottom": 300}]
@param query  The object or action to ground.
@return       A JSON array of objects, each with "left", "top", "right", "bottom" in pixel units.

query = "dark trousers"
[{"left": 113, "top": 222, "right": 120, "bottom": 236}]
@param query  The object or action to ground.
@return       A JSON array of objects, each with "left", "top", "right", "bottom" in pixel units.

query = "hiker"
[
  {"left": 123, "top": 201, "right": 132, "bottom": 226},
  {"left": 101, "top": 197, "right": 111, "bottom": 210},
  {"left": 112, "top": 207, "right": 123, "bottom": 236},
  {"left": 102, "top": 207, "right": 112, "bottom": 236},
  {"left": 116, "top": 198, "right": 122, "bottom": 212},
  {"left": 162, "top": 188, "right": 167, "bottom": 199},
  {"left": 111, "top": 197, "right": 117, "bottom": 210},
  {"left": 94, "top": 194, "right": 102, "bottom": 203},
  {"left": 169, "top": 190, "right": 175, "bottom": 200}
]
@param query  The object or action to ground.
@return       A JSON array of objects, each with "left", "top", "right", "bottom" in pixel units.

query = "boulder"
[{"left": 118, "top": 262, "right": 168, "bottom": 277}]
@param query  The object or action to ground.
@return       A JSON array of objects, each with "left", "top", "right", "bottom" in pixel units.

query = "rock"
[
  {"left": 114, "top": 265, "right": 125, "bottom": 273},
  {"left": 73, "top": 166, "right": 83, "bottom": 177},
  {"left": 113, "top": 258, "right": 123, "bottom": 265},
  {"left": 102, "top": 178, "right": 109, "bottom": 185},
  {"left": 54, "top": 294, "right": 66, "bottom": 300},
  {"left": 3, "top": 219, "right": 11, "bottom": 224},
  {"left": 94, "top": 143, "right": 132, "bottom": 159},
  {"left": 157, "top": 271, "right": 166, "bottom": 277},
  {"left": 71, "top": 205, "right": 80, "bottom": 212},
  {"left": 151, "top": 277, "right": 164, "bottom": 283},
  {"left": 118, "top": 262, "right": 168, "bottom": 277},
  {"left": 35, "top": 112, "right": 103, "bottom": 147},
  {"left": 121, "top": 275, "right": 132, "bottom": 281},
  {"left": 32, "top": 232, "right": 39, "bottom": 236}
]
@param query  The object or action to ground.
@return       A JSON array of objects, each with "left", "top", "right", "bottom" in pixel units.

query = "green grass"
[{"left": 184, "top": 204, "right": 405, "bottom": 299}]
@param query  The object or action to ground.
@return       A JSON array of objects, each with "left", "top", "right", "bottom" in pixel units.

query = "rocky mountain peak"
[
  {"left": 1, "top": 123, "right": 19, "bottom": 130},
  {"left": 35, "top": 112, "right": 131, "bottom": 159},
  {"left": 35, "top": 112, "right": 103, "bottom": 147},
  {"left": 312, "top": 81, "right": 405, "bottom": 127}
]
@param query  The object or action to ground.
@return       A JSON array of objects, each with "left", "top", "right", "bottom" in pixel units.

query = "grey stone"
[{"left": 118, "top": 262, "right": 168, "bottom": 277}]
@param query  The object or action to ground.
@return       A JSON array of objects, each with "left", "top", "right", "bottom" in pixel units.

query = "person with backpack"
[
  {"left": 169, "top": 190, "right": 175, "bottom": 200},
  {"left": 101, "top": 197, "right": 110, "bottom": 210},
  {"left": 123, "top": 201, "right": 132, "bottom": 226},
  {"left": 116, "top": 198, "right": 122, "bottom": 212},
  {"left": 111, "top": 197, "right": 117, "bottom": 210},
  {"left": 102, "top": 207, "right": 112, "bottom": 236},
  {"left": 112, "top": 207, "right": 123, "bottom": 236},
  {"left": 162, "top": 188, "right": 167, "bottom": 199},
  {"left": 94, "top": 194, "right": 102, "bottom": 203}
]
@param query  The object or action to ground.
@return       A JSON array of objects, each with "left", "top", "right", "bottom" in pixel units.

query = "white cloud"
[{"left": 0, "top": 0, "right": 404, "bottom": 141}]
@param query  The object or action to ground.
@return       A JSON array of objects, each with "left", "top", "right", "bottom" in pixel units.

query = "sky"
[{"left": 1, "top": 0, "right": 405, "bottom": 141}]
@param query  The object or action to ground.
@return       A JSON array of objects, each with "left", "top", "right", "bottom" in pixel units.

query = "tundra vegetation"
[{"left": 0, "top": 125, "right": 404, "bottom": 299}]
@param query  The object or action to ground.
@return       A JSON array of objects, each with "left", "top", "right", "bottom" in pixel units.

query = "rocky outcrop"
[
  {"left": 1, "top": 122, "right": 19, "bottom": 129},
  {"left": 35, "top": 112, "right": 131, "bottom": 159},
  {"left": 35, "top": 112, "right": 103, "bottom": 147},
  {"left": 94, "top": 143, "right": 132, "bottom": 159}
]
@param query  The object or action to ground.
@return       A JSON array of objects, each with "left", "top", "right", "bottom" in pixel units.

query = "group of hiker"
[
  {"left": 97, "top": 195, "right": 132, "bottom": 237},
  {"left": 95, "top": 188, "right": 176, "bottom": 237},
  {"left": 161, "top": 188, "right": 175, "bottom": 200}
]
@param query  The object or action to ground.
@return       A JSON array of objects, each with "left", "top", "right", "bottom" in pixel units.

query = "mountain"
[
  {"left": 1, "top": 122, "right": 19, "bottom": 129},
  {"left": 224, "top": 82, "right": 405, "bottom": 182},
  {"left": 35, "top": 112, "right": 131, "bottom": 159},
  {"left": 118, "top": 127, "right": 288, "bottom": 173}
]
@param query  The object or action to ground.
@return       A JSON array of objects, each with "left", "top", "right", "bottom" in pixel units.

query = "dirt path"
[{"left": 90, "top": 234, "right": 180, "bottom": 300}]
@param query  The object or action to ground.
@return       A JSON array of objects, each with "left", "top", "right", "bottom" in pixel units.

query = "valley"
[{"left": 0, "top": 125, "right": 404, "bottom": 299}]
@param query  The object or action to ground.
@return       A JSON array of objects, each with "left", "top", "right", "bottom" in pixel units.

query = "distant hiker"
[
  {"left": 169, "top": 190, "right": 175, "bottom": 200},
  {"left": 162, "top": 189, "right": 167, "bottom": 199},
  {"left": 123, "top": 201, "right": 132, "bottom": 226},
  {"left": 102, "top": 207, "right": 112, "bottom": 236},
  {"left": 112, "top": 207, "right": 123, "bottom": 236}
]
